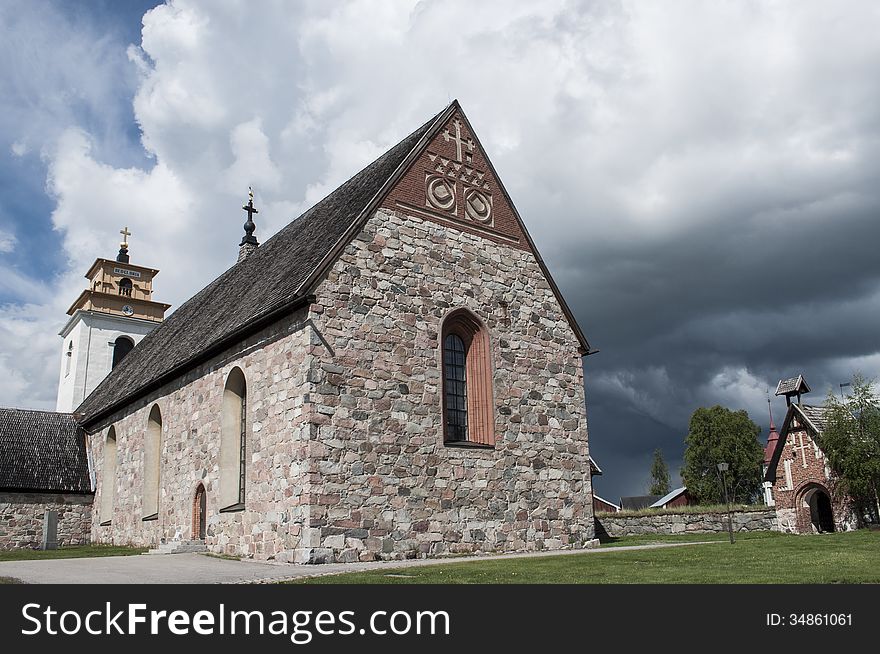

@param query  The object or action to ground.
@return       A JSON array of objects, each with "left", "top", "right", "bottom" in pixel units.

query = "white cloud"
[
  {"left": 0, "top": 230, "right": 15, "bottom": 253},
  {"left": 0, "top": 1, "right": 142, "bottom": 165},
  {"left": 1, "top": 0, "right": 879, "bottom": 441}
]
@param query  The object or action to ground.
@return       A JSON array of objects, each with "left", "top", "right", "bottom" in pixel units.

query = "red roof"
[{"left": 764, "top": 419, "right": 780, "bottom": 464}]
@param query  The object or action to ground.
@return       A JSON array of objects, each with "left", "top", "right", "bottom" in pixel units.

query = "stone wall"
[
  {"left": 88, "top": 207, "right": 595, "bottom": 563},
  {"left": 0, "top": 492, "right": 93, "bottom": 550},
  {"left": 303, "top": 208, "right": 595, "bottom": 562},
  {"left": 595, "top": 509, "right": 778, "bottom": 538},
  {"left": 89, "top": 308, "right": 314, "bottom": 561}
]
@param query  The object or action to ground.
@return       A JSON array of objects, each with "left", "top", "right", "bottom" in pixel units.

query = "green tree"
[
  {"left": 649, "top": 449, "right": 671, "bottom": 496},
  {"left": 681, "top": 405, "right": 764, "bottom": 504},
  {"left": 817, "top": 374, "right": 880, "bottom": 524}
]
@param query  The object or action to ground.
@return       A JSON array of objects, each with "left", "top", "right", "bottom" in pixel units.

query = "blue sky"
[
  {"left": 1, "top": 0, "right": 158, "bottom": 290},
  {"left": 2, "top": 1, "right": 879, "bottom": 501}
]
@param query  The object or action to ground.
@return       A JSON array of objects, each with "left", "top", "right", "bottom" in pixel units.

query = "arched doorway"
[
  {"left": 802, "top": 485, "right": 835, "bottom": 533},
  {"left": 192, "top": 484, "right": 207, "bottom": 541},
  {"left": 809, "top": 489, "right": 835, "bottom": 533}
]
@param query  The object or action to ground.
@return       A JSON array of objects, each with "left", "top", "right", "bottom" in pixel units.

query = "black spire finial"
[
  {"left": 241, "top": 187, "right": 259, "bottom": 247},
  {"left": 117, "top": 226, "right": 131, "bottom": 263}
]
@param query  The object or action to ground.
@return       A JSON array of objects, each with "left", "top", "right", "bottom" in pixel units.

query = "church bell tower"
[{"left": 56, "top": 228, "right": 171, "bottom": 412}]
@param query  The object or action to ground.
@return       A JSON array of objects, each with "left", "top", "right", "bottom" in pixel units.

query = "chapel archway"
[{"left": 798, "top": 484, "right": 835, "bottom": 533}]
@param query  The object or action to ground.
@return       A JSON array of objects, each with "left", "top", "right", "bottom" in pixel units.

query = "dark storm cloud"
[{"left": 556, "top": 111, "right": 880, "bottom": 501}]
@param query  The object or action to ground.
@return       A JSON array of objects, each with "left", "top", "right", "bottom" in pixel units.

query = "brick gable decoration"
[{"left": 383, "top": 110, "right": 531, "bottom": 252}]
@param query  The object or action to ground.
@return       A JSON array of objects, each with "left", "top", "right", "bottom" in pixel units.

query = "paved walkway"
[{"left": 0, "top": 541, "right": 719, "bottom": 584}]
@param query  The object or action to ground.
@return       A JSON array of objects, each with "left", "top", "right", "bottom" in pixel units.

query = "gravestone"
[{"left": 42, "top": 510, "right": 58, "bottom": 550}]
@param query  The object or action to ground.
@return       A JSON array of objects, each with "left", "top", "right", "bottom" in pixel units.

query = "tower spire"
[
  {"left": 117, "top": 226, "right": 131, "bottom": 263},
  {"left": 764, "top": 391, "right": 780, "bottom": 465},
  {"left": 239, "top": 187, "right": 259, "bottom": 262}
]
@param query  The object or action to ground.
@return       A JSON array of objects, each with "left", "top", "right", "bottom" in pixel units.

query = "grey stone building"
[
  {"left": 75, "top": 101, "right": 598, "bottom": 563},
  {"left": 0, "top": 408, "right": 93, "bottom": 550}
]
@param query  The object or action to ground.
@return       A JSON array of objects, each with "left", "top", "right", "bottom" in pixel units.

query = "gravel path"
[{"left": 0, "top": 540, "right": 720, "bottom": 584}]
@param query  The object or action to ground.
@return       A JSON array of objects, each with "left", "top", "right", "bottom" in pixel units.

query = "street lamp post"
[{"left": 717, "top": 462, "right": 734, "bottom": 544}]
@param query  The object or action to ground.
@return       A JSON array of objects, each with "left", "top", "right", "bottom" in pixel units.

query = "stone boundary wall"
[
  {"left": 0, "top": 492, "right": 93, "bottom": 550},
  {"left": 595, "top": 508, "right": 778, "bottom": 538}
]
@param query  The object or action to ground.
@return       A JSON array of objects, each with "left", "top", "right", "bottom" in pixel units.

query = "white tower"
[{"left": 56, "top": 228, "right": 170, "bottom": 412}]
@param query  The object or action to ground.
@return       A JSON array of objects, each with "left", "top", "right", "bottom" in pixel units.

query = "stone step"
[{"left": 146, "top": 539, "right": 208, "bottom": 555}]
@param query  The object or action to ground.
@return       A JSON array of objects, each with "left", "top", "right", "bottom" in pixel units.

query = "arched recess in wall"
[
  {"left": 112, "top": 336, "right": 134, "bottom": 369},
  {"left": 118, "top": 277, "right": 133, "bottom": 296},
  {"left": 100, "top": 426, "right": 117, "bottom": 525},
  {"left": 219, "top": 367, "right": 247, "bottom": 511},
  {"left": 441, "top": 308, "right": 495, "bottom": 446},
  {"left": 142, "top": 404, "right": 162, "bottom": 520}
]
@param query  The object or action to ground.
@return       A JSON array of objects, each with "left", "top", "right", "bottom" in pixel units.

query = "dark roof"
[
  {"left": 0, "top": 408, "right": 91, "bottom": 493},
  {"left": 78, "top": 107, "right": 448, "bottom": 427},
  {"left": 776, "top": 375, "right": 810, "bottom": 397},
  {"left": 619, "top": 495, "right": 661, "bottom": 511},
  {"left": 77, "top": 100, "right": 594, "bottom": 428}
]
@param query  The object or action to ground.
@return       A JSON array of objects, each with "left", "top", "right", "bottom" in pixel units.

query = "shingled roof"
[
  {"left": 797, "top": 404, "right": 828, "bottom": 433},
  {"left": 78, "top": 107, "right": 449, "bottom": 427},
  {"left": 77, "top": 100, "right": 593, "bottom": 428},
  {"left": 775, "top": 375, "right": 811, "bottom": 397},
  {"left": 0, "top": 408, "right": 91, "bottom": 493}
]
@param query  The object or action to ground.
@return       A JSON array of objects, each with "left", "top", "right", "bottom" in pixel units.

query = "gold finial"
[{"left": 119, "top": 226, "right": 131, "bottom": 248}]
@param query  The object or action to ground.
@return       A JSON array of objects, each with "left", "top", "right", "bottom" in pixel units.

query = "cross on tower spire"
[
  {"left": 241, "top": 187, "right": 259, "bottom": 246},
  {"left": 238, "top": 187, "right": 259, "bottom": 262},
  {"left": 117, "top": 226, "right": 131, "bottom": 263}
]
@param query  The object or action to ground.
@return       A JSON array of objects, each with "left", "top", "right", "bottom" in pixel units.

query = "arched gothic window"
[
  {"left": 219, "top": 367, "right": 247, "bottom": 510},
  {"left": 112, "top": 336, "right": 134, "bottom": 369},
  {"left": 100, "top": 426, "right": 117, "bottom": 525},
  {"left": 441, "top": 309, "right": 495, "bottom": 446},
  {"left": 142, "top": 405, "right": 162, "bottom": 520}
]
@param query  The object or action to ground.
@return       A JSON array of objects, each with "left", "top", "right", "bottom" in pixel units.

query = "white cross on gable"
[
  {"left": 791, "top": 432, "right": 813, "bottom": 468},
  {"left": 443, "top": 119, "right": 475, "bottom": 163}
]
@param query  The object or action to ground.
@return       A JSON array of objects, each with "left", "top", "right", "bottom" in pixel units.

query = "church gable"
[
  {"left": 765, "top": 403, "right": 827, "bottom": 482},
  {"left": 382, "top": 108, "right": 531, "bottom": 252},
  {"left": 78, "top": 101, "right": 591, "bottom": 428}
]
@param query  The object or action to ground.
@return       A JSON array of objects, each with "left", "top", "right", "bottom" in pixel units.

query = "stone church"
[
  {"left": 763, "top": 375, "right": 854, "bottom": 534},
  {"left": 24, "top": 101, "right": 597, "bottom": 562}
]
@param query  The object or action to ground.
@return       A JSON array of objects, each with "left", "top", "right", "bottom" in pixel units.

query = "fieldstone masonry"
[
  {"left": 89, "top": 208, "right": 595, "bottom": 562},
  {"left": 596, "top": 509, "right": 779, "bottom": 538},
  {"left": 304, "top": 209, "right": 595, "bottom": 562},
  {"left": 0, "top": 493, "right": 92, "bottom": 550},
  {"left": 89, "top": 311, "right": 314, "bottom": 561}
]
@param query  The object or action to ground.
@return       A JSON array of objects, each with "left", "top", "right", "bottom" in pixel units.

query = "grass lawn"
[
  {"left": 0, "top": 545, "right": 147, "bottom": 562},
  {"left": 597, "top": 530, "right": 782, "bottom": 547},
  {"left": 291, "top": 529, "right": 880, "bottom": 584}
]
